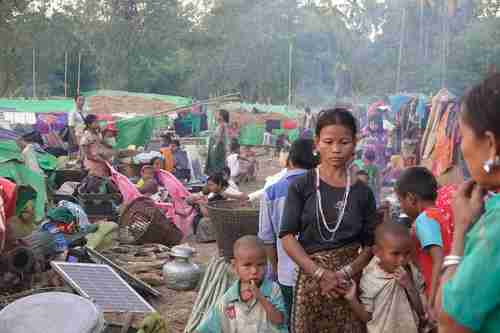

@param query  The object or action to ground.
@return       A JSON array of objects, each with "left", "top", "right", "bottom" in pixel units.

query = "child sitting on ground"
[
  {"left": 344, "top": 222, "right": 430, "bottom": 333},
  {"left": 137, "top": 165, "right": 159, "bottom": 196},
  {"left": 226, "top": 141, "right": 241, "bottom": 185},
  {"left": 395, "top": 167, "right": 452, "bottom": 322},
  {"left": 196, "top": 235, "right": 288, "bottom": 333}
]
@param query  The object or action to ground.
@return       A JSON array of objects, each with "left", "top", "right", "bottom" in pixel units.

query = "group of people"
[{"left": 195, "top": 74, "right": 500, "bottom": 333}]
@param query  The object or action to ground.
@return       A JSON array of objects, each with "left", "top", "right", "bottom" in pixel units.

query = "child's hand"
[
  {"left": 394, "top": 268, "right": 411, "bottom": 289},
  {"left": 240, "top": 282, "right": 253, "bottom": 301},
  {"left": 240, "top": 280, "right": 261, "bottom": 302},
  {"left": 319, "top": 270, "right": 348, "bottom": 297},
  {"left": 344, "top": 279, "right": 358, "bottom": 301},
  {"left": 249, "top": 280, "right": 263, "bottom": 300},
  {"left": 425, "top": 302, "right": 438, "bottom": 324}
]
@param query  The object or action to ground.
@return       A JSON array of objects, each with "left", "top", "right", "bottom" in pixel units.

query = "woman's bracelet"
[
  {"left": 444, "top": 255, "right": 462, "bottom": 262},
  {"left": 441, "top": 255, "right": 462, "bottom": 273},
  {"left": 313, "top": 267, "right": 326, "bottom": 280},
  {"left": 340, "top": 265, "right": 354, "bottom": 280}
]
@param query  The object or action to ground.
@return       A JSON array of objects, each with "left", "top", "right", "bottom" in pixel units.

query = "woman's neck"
[{"left": 319, "top": 164, "right": 347, "bottom": 187}]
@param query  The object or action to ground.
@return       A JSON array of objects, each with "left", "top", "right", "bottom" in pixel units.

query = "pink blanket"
[
  {"left": 108, "top": 164, "right": 194, "bottom": 236},
  {"left": 155, "top": 170, "right": 195, "bottom": 236}
]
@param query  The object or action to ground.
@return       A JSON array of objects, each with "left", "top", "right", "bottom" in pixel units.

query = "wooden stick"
[
  {"left": 32, "top": 48, "right": 36, "bottom": 98},
  {"left": 77, "top": 52, "right": 81, "bottom": 96},
  {"left": 120, "top": 313, "right": 134, "bottom": 333},
  {"left": 152, "top": 98, "right": 240, "bottom": 116},
  {"left": 152, "top": 93, "right": 241, "bottom": 116},
  {"left": 64, "top": 52, "right": 68, "bottom": 98},
  {"left": 136, "top": 273, "right": 164, "bottom": 286},
  {"left": 126, "top": 261, "right": 166, "bottom": 274},
  {"left": 396, "top": 6, "right": 406, "bottom": 93}
]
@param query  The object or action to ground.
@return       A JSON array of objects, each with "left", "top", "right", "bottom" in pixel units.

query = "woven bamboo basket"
[
  {"left": 119, "top": 197, "right": 182, "bottom": 247},
  {"left": 207, "top": 200, "right": 259, "bottom": 260}
]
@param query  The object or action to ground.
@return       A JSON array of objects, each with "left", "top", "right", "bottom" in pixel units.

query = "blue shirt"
[
  {"left": 415, "top": 211, "right": 443, "bottom": 249},
  {"left": 173, "top": 149, "right": 189, "bottom": 170},
  {"left": 196, "top": 279, "right": 288, "bottom": 333},
  {"left": 258, "top": 169, "right": 306, "bottom": 286}
]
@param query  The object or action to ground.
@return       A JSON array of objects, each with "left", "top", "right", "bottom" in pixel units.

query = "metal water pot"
[{"left": 163, "top": 246, "right": 201, "bottom": 291}]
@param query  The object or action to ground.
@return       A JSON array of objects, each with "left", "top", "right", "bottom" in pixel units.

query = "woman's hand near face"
[
  {"left": 452, "top": 180, "right": 485, "bottom": 233},
  {"left": 319, "top": 270, "right": 349, "bottom": 296}
]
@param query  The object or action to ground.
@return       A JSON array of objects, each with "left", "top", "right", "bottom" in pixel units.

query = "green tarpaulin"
[
  {"left": 0, "top": 140, "right": 55, "bottom": 222},
  {"left": 0, "top": 161, "right": 47, "bottom": 222},
  {"left": 239, "top": 124, "right": 265, "bottom": 145},
  {"left": 238, "top": 102, "right": 299, "bottom": 119},
  {"left": 115, "top": 116, "right": 154, "bottom": 149},
  {"left": 0, "top": 99, "right": 74, "bottom": 114},
  {"left": 82, "top": 90, "right": 192, "bottom": 107},
  {"left": 0, "top": 140, "right": 22, "bottom": 163},
  {"left": 272, "top": 128, "right": 300, "bottom": 142},
  {"left": 35, "top": 151, "right": 58, "bottom": 171},
  {"left": 0, "top": 90, "right": 191, "bottom": 114}
]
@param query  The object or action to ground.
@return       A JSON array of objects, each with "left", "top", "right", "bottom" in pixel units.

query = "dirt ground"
[{"left": 153, "top": 156, "right": 282, "bottom": 332}]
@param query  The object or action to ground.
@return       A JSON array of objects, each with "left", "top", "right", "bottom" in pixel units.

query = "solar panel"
[
  {"left": 85, "top": 246, "right": 162, "bottom": 298},
  {"left": 50, "top": 262, "right": 155, "bottom": 313}
]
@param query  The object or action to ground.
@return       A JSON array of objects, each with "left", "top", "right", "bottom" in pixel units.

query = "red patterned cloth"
[
  {"left": 0, "top": 177, "right": 16, "bottom": 220},
  {"left": 435, "top": 184, "right": 458, "bottom": 238},
  {"left": 0, "top": 177, "right": 16, "bottom": 253},
  {"left": 412, "top": 184, "right": 457, "bottom": 297}
]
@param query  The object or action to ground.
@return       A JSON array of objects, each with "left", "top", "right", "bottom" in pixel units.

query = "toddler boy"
[
  {"left": 344, "top": 222, "right": 430, "bottom": 333},
  {"left": 196, "top": 235, "right": 288, "bottom": 333}
]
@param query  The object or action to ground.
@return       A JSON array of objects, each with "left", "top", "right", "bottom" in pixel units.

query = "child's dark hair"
[
  {"left": 84, "top": 114, "right": 97, "bottom": 126},
  {"left": 356, "top": 169, "right": 369, "bottom": 177},
  {"left": 230, "top": 140, "right": 240, "bottom": 153},
  {"left": 316, "top": 108, "right": 357, "bottom": 138},
  {"left": 288, "top": 138, "right": 315, "bottom": 170},
  {"left": 219, "top": 109, "right": 230, "bottom": 123},
  {"left": 375, "top": 222, "right": 411, "bottom": 246},
  {"left": 208, "top": 172, "right": 229, "bottom": 189},
  {"left": 150, "top": 156, "right": 163, "bottom": 166},
  {"left": 395, "top": 166, "right": 438, "bottom": 201},
  {"left": 462, "top": 73, "right": 500, "bottom": 138},
  {"left": 171, "top": 139, "right": 180, "bottom": 147}
]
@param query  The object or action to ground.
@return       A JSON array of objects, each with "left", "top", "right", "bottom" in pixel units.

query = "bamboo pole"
[
  {"left": 396, "top": 6, "right": 406, "bottom": 93},
  {"left": 288, "top": 39, "right": 293, "bottom": 107},
  {"left": 441, "top": 2, "right": 448, "bottom": 88},
  {"left": 64, "top": 52, "right": 68, "bottom": 97},
  {"left": 32, "top": 48, "right": 36, "bottom": 98},
  {"left": 419, "top": 0, "right": 425, "bottom": 59},
  {"left": 77, "top": 52, "right": 82, "bottom": 95},
  {"left": 152, "top": 93, "right": 241, "bottom": 116}
]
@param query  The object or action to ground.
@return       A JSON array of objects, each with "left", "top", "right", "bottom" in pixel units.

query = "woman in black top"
[{"left": 280, "top": 108, "right": 376, "bottom": 333}]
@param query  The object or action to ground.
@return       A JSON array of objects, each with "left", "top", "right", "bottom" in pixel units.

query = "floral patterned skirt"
[{"left": 291, "top": 243, "right": 366, "bottom": 333}]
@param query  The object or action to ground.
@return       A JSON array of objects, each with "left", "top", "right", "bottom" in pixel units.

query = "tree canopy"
[{"left": 1, "top": 0, "right": 499, "bottom": 104}]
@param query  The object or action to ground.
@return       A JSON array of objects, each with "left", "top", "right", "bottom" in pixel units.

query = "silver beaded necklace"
[{"left": 315, "top": 166, "right": 352, "bottom": 242}]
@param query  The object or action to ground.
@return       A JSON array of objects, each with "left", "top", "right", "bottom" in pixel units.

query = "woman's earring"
[{"left": 483, "top": 156, "right": 500, "bottom": 173}]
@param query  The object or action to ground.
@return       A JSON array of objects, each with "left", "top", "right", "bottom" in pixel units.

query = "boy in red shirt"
[{"left": 395, "top": 167, "right": 455, "bottom": 322}]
